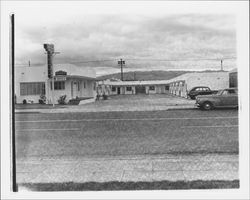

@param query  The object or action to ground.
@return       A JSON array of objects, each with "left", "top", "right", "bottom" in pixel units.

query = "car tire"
[
  {"left": 202, "top": 102, "right": 213, "bottom": 110},
  {"left": 189, "top": 95, "right": 195, "bottom": 100}
]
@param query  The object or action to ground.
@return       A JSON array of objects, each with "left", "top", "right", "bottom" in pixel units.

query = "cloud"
[{"left": 15, "top": 13, "right": 236, "bottom": 74}]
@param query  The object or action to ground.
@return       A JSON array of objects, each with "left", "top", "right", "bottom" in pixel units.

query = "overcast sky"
[{"left": 12, "top": 2, "right": 236, "bottom": 76}]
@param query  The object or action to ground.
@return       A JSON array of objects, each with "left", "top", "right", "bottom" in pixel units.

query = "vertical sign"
[
  {"left": 118, "top": 59, "right": 125, "bottom": 81},
  {"left": 44, "top": 44, "right": 55, "bottom": 106}
]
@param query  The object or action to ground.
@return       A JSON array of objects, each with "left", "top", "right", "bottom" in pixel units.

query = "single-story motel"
[
  {"left": 97, "top": 70, "right": 237, "bottom": 98},
  {"left": 15, "top": 65, "right": 237, "bottom": 104}
]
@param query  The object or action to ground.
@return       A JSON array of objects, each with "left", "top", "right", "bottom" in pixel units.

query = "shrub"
[
  {"left": 39, "top": 94, "right": 46, "bottom": 104},
  {"left": 103, "top": 94, "right": 108, "bottom": 100},
  {"left": 58, "top": 95, "right": 67, "bottom": 105}
]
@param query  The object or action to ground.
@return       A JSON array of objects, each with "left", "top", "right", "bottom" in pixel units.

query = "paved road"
[{"left": 15, "top": 109, "right": 238, "bottom": 159}]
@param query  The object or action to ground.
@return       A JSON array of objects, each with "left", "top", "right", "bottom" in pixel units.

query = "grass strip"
[{"left": 19, "top": 180, "right": 239, "bottom": 191}]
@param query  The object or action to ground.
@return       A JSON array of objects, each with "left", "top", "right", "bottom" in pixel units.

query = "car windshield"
[{"left": 217, "top": 90, "right": 223, "bottom": 95}]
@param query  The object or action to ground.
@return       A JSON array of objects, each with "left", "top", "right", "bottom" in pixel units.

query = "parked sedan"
[
  {"left": 195, "top": 88, "right": 238, "bottom": 110},
  {"left": 187, "top": 86, "right": 218, "bottom": 100}
]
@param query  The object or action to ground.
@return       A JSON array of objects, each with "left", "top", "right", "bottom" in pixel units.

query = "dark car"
[
  {"left": 187, "top": 86, "right": 217, "bottom": 99},
  {"left": 195, "top": 88, "right": 238, "bottom": 110}
]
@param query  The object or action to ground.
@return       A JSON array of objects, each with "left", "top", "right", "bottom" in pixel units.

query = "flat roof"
[
  {"left": 104, "top": 80, "right": 172, "bottom": 86},
  {"left": 229, "top": 68, "right": 237, "bottom": 73},
  {"left": 16, "top": 64, "right": 96, "bottom": 79},
  {"left": 102, "top": 71, "right": 229, "bottom": 86}
]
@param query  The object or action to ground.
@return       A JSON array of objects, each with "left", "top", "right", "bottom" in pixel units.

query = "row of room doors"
[{"left": 116, "top": 86, "right": 146, "bottom": 95}]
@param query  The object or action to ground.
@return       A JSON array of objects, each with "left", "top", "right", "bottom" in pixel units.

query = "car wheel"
[
  {"left": 189, "top": 95, "right": 195, "bottom": 100},
  {"left": 202, "top": 102, "right": 213, "bottom": 110}
]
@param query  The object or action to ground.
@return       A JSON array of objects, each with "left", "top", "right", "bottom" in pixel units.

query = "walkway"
[{"left": 17, "top": 154, "right": 238, "bottom": 183}]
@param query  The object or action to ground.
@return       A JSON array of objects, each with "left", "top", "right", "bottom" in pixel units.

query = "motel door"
[{"left": 71, "top": 81, "right": 79, "bottom": 99}]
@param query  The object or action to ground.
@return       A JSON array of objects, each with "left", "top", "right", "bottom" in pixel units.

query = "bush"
[
  {"left": 39, "top": 94, "right": 46, "bottom": 104},
  {"left": 102, "top": 94, "right": 108, "bottom": 100},
  {"left": 58, "top": 95, "right": 67, "bottom": 105}
]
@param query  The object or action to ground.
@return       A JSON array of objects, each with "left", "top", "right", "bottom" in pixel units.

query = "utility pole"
[
  {"left": 28, "top": 60, "right": 30, "bottom": 67},
  {"left": 118, "top": 59, "right": 125, "bottom": 81},
  {"left": 221, "top": 60, "right": 223, "bottom": 71}
]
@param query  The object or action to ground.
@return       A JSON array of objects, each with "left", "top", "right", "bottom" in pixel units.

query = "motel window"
[
  {"left": 112, "top": 87, "right": 116, "bottom": 92},
  {"left": 149, "top": 86, "right": 155, "bottom": 90},
  {"left": 83, "top": 81, "right": 86, "bottom": 89},
  {"left": 126, "top": 87, "right": 132, "bottom": 91},
  {"left": 165, "top": 85, "right": 169, "bottom": 90},
  {"left": 51, "top": 81, "right": 65, "bottom": 90},
  {"left": 20, "top": 82, "right": 45, "bottom": 96}
]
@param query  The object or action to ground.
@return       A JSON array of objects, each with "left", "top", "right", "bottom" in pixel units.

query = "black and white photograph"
[{"left": 1, "top": 1, "right": 249, "bottom": 199}]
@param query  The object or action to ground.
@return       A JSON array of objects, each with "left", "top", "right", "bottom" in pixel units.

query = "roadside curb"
[
  {"left": 15, "top": 105, "right": 197, "bottom": 114},
  {"left": 167, "top": 107, "right": 198, "bottom": 111},
  {"left": 15, "top": 111, "right": 41, "bottom": 114}
]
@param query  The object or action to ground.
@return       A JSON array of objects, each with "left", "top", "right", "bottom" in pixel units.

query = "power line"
[
  {"left": 15, "top": 59, "right": 116, "bottom": 66},
  {"left": 125, "top": 57, "right": 236, "bottom": 62},
  {"left": 64, "top": 59, "right": 117, "bottom": 64},
  {"left": 15, "top": 57, "right": 236, "bottom": 66},
  {"left": 63, "top": 57, "right": 237, "bottom": 63}
]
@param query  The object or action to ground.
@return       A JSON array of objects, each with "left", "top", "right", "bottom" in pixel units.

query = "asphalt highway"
[{"left": 15, "top": 109, "right": 238, "bottom": 159}]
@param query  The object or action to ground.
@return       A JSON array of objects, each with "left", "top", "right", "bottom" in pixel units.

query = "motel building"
[
  {"left": 168, "top": 71, "right": 230, "bottom": 98},
  {"left": 97, "top": 71, "right": 230, "bottom": 98},
  {"left": 15, "top": 64, "right": 96, "bottom": 104},
  {"left": 102, "top": 80, "right": 171, "bottom": 95}
]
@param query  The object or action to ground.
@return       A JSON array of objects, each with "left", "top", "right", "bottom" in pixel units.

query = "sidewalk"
[
  {"left": 15, "top": 94, "right": 196, "bottom": 113},
  {"left": 17, "top": 154, "right": 238, "bottom": 184}
]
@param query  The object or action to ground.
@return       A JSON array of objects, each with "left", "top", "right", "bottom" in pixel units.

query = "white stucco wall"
[
  {"left": 46, "top": 79, "right": 95, "bottom": 104},
  {"left": 186, "top": 72, "right": 229, "bottom": 91},
  {"left": 15, "top": 66, "right": 47, "bottom": 104}
]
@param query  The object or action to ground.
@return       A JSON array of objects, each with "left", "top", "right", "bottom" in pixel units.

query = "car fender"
[{"left": 198, "top": 97, "right": 220, "bottom": 107}]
